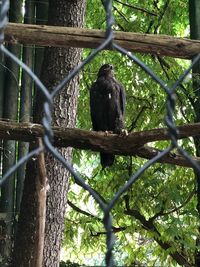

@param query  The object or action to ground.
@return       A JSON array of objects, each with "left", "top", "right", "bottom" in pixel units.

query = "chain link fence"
[{"left": 0, "top": 0, "right": 200, "bottom": 266}]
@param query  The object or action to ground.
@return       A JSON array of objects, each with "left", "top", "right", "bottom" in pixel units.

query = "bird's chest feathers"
[
  {"left": 97, "top": 78, "right": 118, "bottom": 102},
  {"left": 108, "top": 92, "right": 112, "bottom": 99}
]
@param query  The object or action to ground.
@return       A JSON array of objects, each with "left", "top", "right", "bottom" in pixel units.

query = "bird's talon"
[
  {"left": 105, "top": 130, "right": 113, "bottom": 136},
  {"left": 120, "top": 129, "right": 128, "bottom": 136}
]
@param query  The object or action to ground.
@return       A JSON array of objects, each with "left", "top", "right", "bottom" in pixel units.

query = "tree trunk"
[
  {"left": 189, "top": 1, "right": 200, "bottom": 266},
  {"left": 40, "top": 1, "right": 86, "bottom": 266},
  {"left": 11, "top": 0, "right": 86, "bottom": 266}
]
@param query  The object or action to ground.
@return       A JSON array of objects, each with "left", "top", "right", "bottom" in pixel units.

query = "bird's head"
[{"left": 97, "top": 64, "right": 114, "bottom": 77}]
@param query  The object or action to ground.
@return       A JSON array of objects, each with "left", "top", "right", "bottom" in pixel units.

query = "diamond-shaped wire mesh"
[{"left": 0, "top": 0, "right": 200, "bottom": 266}]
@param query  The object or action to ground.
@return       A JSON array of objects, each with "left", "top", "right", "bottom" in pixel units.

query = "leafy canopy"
[{"left": 62, "top": 1, "right": 198, "bottom": 266}]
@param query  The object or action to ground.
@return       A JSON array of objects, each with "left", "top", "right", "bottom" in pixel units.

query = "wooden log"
[
  {"left": 0, "top": 120, "right": 200, "bottom": 168},
  {"left": 4, "top": 23, "right": 200, "bottom": 59}
]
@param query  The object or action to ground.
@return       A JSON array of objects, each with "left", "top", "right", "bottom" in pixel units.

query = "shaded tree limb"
[
  {"left": 124, "top": 208, "right": 192, "bottom": 266},
  {"left": 0, "top": 120, "right": 200, "bottom": 168}
]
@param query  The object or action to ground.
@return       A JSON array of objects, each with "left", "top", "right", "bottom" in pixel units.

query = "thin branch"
[
  {"left": 146, "top": 0, "right": 170, "bottom": 34},
  {"left": 153, "top": 0, "right": 170, "bottom": 34},
  {"left": 67, "top": 200, "right": 100, "bottom": 221},
  {"left": 125, "top": 208, "right": 191, "bottom": 266},
  {"left": 128, "top": 106, "right": 149, "bottom": 132},
  {"left": 149, "top": 187, "right": 196, "bottom": 222},
  {"left": 90, "top": 226, "right": 126, "bottom": 236},
  {"left": 67, "top": 200, "right": 126, "bottom": 236},
  {"left": 156, "top": 55, "right": 170, "bottom": 80},
  {"left": 113, "top": 5, "right": 129, "bottom": 23},
  {"left": 176, "top": 91, "right": 193, "bottom": 123},
  {"left": 114, "top": 20, "right": 125, "bottom": 31},
  {"left": 171, "top": 74, "right": 196, "bottom": 109},
  {"left": 156, "top": 55, "right": 196, "bottom": 109},
  {"left": 114, "top": 0, "right": 158, "bottom": 17}
]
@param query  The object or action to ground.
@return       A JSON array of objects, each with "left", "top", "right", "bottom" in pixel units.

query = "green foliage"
[
  {"left": 62, "top": 1, "right": 198, "bottom": 266},
  {"left": 59, "top": 260, "right": 82, "bottom": 267}
]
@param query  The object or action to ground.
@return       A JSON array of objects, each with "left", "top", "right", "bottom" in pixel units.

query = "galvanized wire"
[{"left": 0, "top": 0, "right": 200, "bottom": 266}]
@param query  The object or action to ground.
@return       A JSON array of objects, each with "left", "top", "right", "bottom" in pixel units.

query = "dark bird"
[{"left": 90, "top": 64, "right": 126, "bottom": 168}]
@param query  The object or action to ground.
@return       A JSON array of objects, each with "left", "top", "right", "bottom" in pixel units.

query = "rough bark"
[
  {"left": 4, "top": 22, "right": 200, "bottom": 59},
  {"left": 12, "top": 0, "right": 86, "bottom": 266},
  {"left": 40, "top": 1, "right": 86, "bottom": 266}
]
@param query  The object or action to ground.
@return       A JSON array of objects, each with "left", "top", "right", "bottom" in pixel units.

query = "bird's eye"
[{"left": 110, "top": 65, "right": 113, "bottom": 70}]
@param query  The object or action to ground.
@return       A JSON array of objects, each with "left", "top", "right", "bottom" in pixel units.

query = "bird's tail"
[{"left": 100, "top": 153, "right": 115, "bottom": 168}]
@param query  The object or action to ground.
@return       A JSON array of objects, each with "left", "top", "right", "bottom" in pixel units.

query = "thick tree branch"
[
  {"left": 0, "top": 120, "right": 200, "bottom": 168},
  {"left": 4, "top": 23, "right": 200, "bottom": 59}
]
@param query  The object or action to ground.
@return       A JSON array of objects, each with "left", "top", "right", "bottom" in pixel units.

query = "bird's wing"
[
  {"left": 119, "top": 83, "right": 126, "bottom": 115},
  {"left": 89, "top": 82, "right": 99, "bottom": 131}
]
